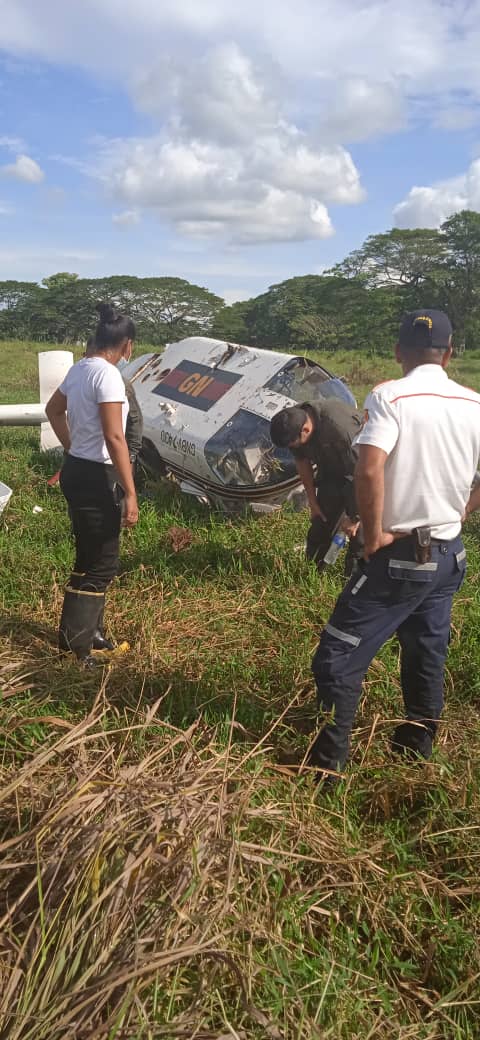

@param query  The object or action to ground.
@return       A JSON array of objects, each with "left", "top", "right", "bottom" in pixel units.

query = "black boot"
[
  {"left": 391, "top": 721, "right": 434, "bottom": 760},
  {"left": 59, "top": 588, "right": 104, "bottom": 662},
  {"left": 91, "top": 602, "right": 115, "bottom": 651}
]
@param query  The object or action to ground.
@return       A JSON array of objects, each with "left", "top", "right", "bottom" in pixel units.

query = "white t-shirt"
[
  {"left": 59, "top": 356, "right": 129, "bottom": 465},
  {"left": 354, "top": 364, "right": 480, "bottom": 539}
]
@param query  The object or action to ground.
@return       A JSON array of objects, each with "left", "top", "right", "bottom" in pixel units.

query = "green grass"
[{"left": 1, "top": 338, "right": 480, "bottom": 1039}]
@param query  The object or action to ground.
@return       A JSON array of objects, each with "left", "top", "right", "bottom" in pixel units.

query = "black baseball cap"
[{"left": 399, "top": 309, "right": 452, "bottom": 349}]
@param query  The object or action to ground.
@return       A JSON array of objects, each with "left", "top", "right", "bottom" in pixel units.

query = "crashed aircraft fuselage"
[{"left": 124, "top": 336, "right": 356, "bottom": 511}]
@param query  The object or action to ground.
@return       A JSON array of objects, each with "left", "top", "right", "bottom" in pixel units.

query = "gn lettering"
[{"left": 178, "top": 372, "right": 215, "bottom": 397}]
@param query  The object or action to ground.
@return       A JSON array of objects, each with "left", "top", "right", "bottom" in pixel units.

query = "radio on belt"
[{"left": 414, "top": 526, "right": 432, "bottom": 564}]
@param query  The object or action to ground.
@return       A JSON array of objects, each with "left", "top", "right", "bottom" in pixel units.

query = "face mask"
[{"left": 117, "top": 357, "right": 129, "bottom": 372}]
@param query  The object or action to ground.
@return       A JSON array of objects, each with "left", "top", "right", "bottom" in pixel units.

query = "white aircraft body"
[
  {"left": 123, "top": 336, "right": 356, "bottom": 510},
  {"left": 0, "top": 338, "right": 356, "bottom": 512}
]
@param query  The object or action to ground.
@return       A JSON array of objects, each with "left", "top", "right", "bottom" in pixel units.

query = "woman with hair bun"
[{"left": 46, "top": 302, "right": 138, "bottom": 665}]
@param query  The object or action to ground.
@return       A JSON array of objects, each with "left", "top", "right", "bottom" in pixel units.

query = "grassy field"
[{"left": 1, "top": 339, "right": 480, "bottom": 1039}]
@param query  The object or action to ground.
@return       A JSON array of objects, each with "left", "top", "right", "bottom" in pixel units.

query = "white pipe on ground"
[
  {"left": 0, "top": 350, "right": 73, "bottom": 448},
  {"left": 0, "top": 403, "right": 46, "bottom": 425}
]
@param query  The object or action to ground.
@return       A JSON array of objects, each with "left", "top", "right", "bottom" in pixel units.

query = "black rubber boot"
[
  {"left": 92, "top": 630, "right": 115, "bottom": 651},
  {"left": 391, "top": 721, "right": 434, "bottom": 760},
  {"left": 59, "top": 588, "right": 104, "bottom": 662},
  {"left": 91, "top": 603, "right": 115, "bottom": 651}
]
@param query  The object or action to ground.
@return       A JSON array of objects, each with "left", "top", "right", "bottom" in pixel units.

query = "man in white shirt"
[{"left": 309, "top": 309, "right": 480, "bottom": 780}]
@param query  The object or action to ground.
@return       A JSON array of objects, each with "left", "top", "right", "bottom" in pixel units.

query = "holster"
[{"left": 414, "top": 526, "right": 431, "bottom": 564}]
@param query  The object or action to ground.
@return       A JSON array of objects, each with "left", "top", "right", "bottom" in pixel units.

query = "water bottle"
[{"left": 323, "top": 531, "right": 347, "bottom": 566}]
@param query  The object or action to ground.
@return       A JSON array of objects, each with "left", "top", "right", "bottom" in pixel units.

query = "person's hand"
[
  {"left": 340, "top": 516, "right": 360, "bottom": 538},
  {"left": 363, "top": 530, "right": 396, "bottom": 560},
  {"left": 310, "top": 502, "right": 326, "bottom": 522},
  {"left": 122, "top": 492, "right": 139, "bottom": 527}
]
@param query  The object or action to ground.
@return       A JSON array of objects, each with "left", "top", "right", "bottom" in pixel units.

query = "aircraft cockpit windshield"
[
  {"left": 265, "top": 358, "right": 356, "bottom": 407},
  {"left": 205, "top": 409, "right": 296, "bottom": 487}
]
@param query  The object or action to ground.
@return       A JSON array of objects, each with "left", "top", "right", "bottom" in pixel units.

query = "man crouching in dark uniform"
[{"left": 270, "top": 400, "right": 364, "bottom": 573}]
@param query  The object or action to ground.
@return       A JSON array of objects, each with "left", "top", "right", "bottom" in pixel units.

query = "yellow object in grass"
[{"left": 90, "top": 641, "right": 130, "bottom": 660}]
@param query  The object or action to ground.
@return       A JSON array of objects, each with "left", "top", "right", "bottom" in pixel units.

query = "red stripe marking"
[
  {"left": 201, "top": 380, "right": 232, "bottom": 401},
  {"left": 390, "top": 392, "right": 480, "bottom": 405},
  {"left": 158, "top": 369, "right": 185, "bottom": 388}
]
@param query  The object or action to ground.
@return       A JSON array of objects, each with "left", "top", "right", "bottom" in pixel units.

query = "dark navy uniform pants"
[{"left": 310, "top": 534, "right": 466, "bottom": 771}]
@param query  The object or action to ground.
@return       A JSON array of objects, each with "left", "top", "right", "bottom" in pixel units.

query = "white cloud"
[
  {"left": 0, "top": 201, "right": 14, "bottom": 215},
  {"left": 1, "top": 154, "right": 44, "bottom": 183},
  {"left": 133, "top": 43, "right": 282, "bottom": 146},
  {"left": 112, "top": 209, "right": 140, "bottom": 227},
  {"left": 433, "top": 106, "right": 479, "bottom": 132},
  {"left": 3, "top": 1, "right": 480, "bottom": 135},
  {"left": 100, "top": 130, "right": 355, "bottom": 243},
  {"left": 96, "top": 42, "right": 363, "bottom": 244},
  {"left": 0, "top": 1, "right": 471, "bottom": 86},
  {"left": 318, "top": 78, "right": 405, "bottom": 143},
  {"left": 394, "top": 158, "right": 480, "bottom": 228},
  {"left": 0, "top": 135, "right": 27, "bottom": 153}
]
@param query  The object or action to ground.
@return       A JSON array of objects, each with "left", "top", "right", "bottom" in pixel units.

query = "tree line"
[
  {"left": 0, "top": 274, "right": 224, "bottom": 347},
  {"left": 2, "top": 210, "right": 480, "bottom": 353}
]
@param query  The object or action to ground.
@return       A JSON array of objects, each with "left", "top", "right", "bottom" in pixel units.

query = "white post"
[{"left": 38, "top": 350, "right": 73, "bottom": 451}]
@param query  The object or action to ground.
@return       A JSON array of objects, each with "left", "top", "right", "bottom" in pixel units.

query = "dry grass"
[{"left": 1, "top": 646, "right": 480, "bottom": 1040}]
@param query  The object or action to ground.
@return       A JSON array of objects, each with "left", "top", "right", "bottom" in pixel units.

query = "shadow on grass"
[
  {"left": 1, "top": 612, "right": 318, "bottom": 755},
  {"left": 1, "top": 614, "right": 57, "bottom": 650},
  {"left": 120, "top": 537, "right": 305, "bottom": 584}
]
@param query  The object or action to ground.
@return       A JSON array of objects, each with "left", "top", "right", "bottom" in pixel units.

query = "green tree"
[
  {"left": 288, "top": 312, "right": 340, "bottom": 351},
  {"left": 440, "top": 211, "right": 480, "bottom": 348},
  {"left": 42, "top": 272, "right": 80, "bottom": 291},
  {"left": 85, "top": 276, "right": 224, "bottom": 345},
  {"left": 0, "top": 274, "right": 225, "bottom": 345},
  {"left": 0, "top": 281, "right": 44, "bottom": 339},
  {"left": 30, "top": 274, "right": 92, "bottom": 342},
  {"left": 243, "top": 275, "right": 341, "bottom": 349},
  {"left": 332, "top": 227, "right": 445, "bottom": 299},
  {"left": 234, "top": 274, "right": 400, "bottom": 354},
  {"left": 211, "top": 300, "right": 251, "bottom": 343}
]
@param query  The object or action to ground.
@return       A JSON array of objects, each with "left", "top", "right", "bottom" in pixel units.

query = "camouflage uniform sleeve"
[
  {"left": 320, "top": 401, "right": 361, "bottom": 476},
  {"left": 124, "top": 380, "right": 144, "bottom": 462},
  {"left": 318, "top": 401, "right": 362, "bottom": 517}
]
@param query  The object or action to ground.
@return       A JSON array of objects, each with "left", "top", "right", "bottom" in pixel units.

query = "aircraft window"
[
  {"left": 205, "top": 409, "right": 297, "bottom": 487},
  {"left": 265, "top": 359, "right": 356, "bottom": 407}
]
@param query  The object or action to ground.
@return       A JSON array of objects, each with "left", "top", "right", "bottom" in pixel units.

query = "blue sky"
[{"left": 1, "top": 0, "right": 480, "bottom": 303}]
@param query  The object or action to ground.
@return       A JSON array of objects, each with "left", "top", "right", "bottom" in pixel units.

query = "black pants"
[
  {"left": 306, "top": 482, "right": 362, "bottom": 576},
  {"left": 60, "top": 455, "right": 122, "bottom": 593}
]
